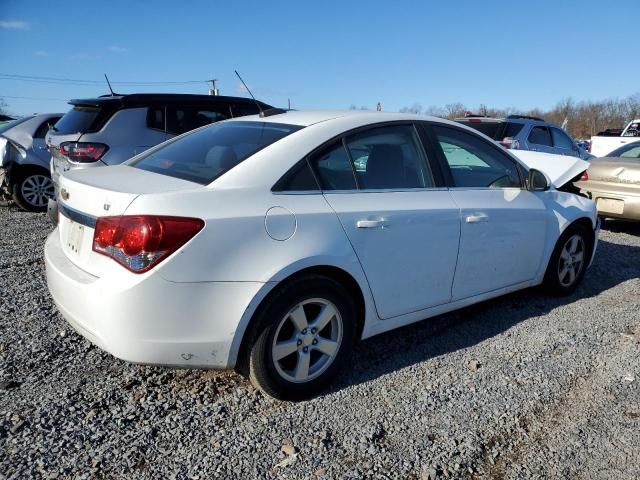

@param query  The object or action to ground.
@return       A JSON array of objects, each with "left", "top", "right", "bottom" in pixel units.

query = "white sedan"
[{"left": 45, "top": 110, "right": 599, "bottom": 400}]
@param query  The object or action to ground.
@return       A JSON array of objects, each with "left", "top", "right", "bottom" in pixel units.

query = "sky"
[{"left": 1, "top": 0, "right": 639, "bottom": 117}]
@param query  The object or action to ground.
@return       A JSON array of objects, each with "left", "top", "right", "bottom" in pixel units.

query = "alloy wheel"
[
  {"left": 20, "top": 174, "right": 54, "bottom": 208},
  {"left": 557, "top": 234, "right": 585, "bottom": 287},
  {"left": 271, "top": 298, "right": 343, "bottom": 383}
]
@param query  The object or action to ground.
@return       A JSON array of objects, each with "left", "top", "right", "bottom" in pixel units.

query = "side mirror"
[{"left": 527, "top": 168, "right": 550, "bottom": 192}]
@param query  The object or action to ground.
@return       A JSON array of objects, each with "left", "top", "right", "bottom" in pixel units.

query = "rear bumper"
[
  {"left": 581, "top": 188, "right": 640, "bottom": 221},
  {"left": 45, "top": 230, "right": 264, "bottom": 369}
]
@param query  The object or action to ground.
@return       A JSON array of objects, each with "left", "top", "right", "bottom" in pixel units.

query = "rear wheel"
[
  {"left": 12, "top": 168, "right": 54, "bottom": 212},
  {"left": 246, "top": 275, "right": 356, "bottom": 401},
  {"left": 543, "top": 223, "right": 592, "bottom": 295}
]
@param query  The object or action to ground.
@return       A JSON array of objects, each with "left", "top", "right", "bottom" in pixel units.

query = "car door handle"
[
  {"left": 465, "top": 213, "right": 489, "bottom": 223},
  {"left": 356, "top": 219, "right": 386, "bottom": 229}
]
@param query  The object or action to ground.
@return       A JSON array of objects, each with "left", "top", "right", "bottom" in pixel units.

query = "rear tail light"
[
  {"left": 499, "top": 138, "right": 520, "bottom": 150},
  {"left": 580, "top": 170, "right": 589, "bottom": 181},
  {"left": 93, "top": 215, "right": 204, "bottom": 273},
  {"left": 59, "top": 142, "right": 108, "bottom": 163}
]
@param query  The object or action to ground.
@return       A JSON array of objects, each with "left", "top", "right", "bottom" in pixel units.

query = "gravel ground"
[{"left": 0, "top": 204, "right": 638, "bottom": 479}]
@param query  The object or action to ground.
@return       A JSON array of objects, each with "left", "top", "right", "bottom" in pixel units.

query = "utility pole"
[{"left": 208, "top": 79, "right": 219, "bottom": 96}]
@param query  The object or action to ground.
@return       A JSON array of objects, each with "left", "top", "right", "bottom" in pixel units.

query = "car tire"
[
  {"left": 543, "top": 223, "right": 593, "bottom": 296},
  {"left": 11, "top": 168, "right": 54, "bottom": 212},
  {"left": 246, "top": 274, "right": 357, "bottom": 401}
]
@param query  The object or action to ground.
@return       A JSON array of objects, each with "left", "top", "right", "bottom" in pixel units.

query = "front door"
[
  {"left": 310, "top": 124, "right": 461, "bottom": 319},
  {"left": 430, "top": 124, "right": 548, "bottom": 300}
]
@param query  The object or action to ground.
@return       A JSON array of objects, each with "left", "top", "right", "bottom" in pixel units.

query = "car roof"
[
  {"left": 227, "top": 110, "right": 466, "bottom": 128},
  {"left": 68, "top": 93, "right": 273, "bottom": 109}
]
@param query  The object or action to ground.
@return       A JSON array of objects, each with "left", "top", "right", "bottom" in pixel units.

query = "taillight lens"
[
  {"left": 59, "top": 142, "right": 108, "bottom": 163},
  {"left": 580, "top": 170, "right": 589, "bottom": 181},
  {"left": 93, "top": 215, "right": 204, "bottom": 273},
  {"left": 500, "top": 137, "right": 520, "bottom": 150}
]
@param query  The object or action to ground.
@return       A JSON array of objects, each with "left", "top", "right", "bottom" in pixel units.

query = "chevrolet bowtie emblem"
[
  {"left": 60, "top": 188, "right": 69, "bottom": 200},
  {"left": 104, "top": 203, "right": 111, "bottom": 211}
]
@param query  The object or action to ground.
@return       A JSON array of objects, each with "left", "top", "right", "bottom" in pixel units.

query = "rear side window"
[
  {"left": 146, "top": 107, "right": 165, "bottom": 131},
  {"left": 551, "top": 128, "right": 574, "bottom": 149},
  {"left": 166, "top": 106, "right": 229, "bottom": 135},
  {"left": 54, "top": 105, "right": 115, "bottom": 134},
  {"left": 345, "top": 125, "right": 433, "bottom": 190},
  {"left": 458, "top": 121, "right": 523, "bottom": 141},
  {"left": 528, "top": 126, "right": 552, "bottom": 146},
  {"left": 310, "top": 142, "right": 357, "bottom": 190},
  {"left": 130, "top": 121, "right": 302, "bottom": 185}
]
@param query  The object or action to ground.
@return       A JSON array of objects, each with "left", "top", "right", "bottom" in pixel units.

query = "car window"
[
  {"left": 34, "top": 117, "right": 61, "bottom": 139},
  {"left": 433, "top": 125, "right": 521, "bottom": 188},
  {"left": 146, "top": 107, "right": 165, "bottom": 131},
  {"left": 344, "top": 125, "right": 433, "bottom": 190},
  {"left": 309, "top": 141, "right": 357, "bottom": 190},
  {"left": 458, "top": 120, "right": 524, "bottom": 142},
  {"left": 551, "top": 128, "right": 574, "bottom": 150},
  {"left": 618, "top": 145, "right": 640, "bottom": 158},
  {"left": 274, "top": 160, "right": 319, "bottom": 191},
  {"left": 131, "top": 121, "right": 303, "bottom": 185},
  {"left": 166, "top": 106, "right": 229, "bottom": 135},
  {"left": 528, "top": 126, "right": 552, "bottom": 147},
  {"left": 54, "top": 105, "right": 116, "bottom": 134},
  {"left": 623, "top": 122, "right": 640, "bottom": 137}
]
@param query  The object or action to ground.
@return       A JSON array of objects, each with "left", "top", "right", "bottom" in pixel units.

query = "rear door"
[
  {"left": 429, "top": 123, "right": 548, "bottom": 300},
  {"left": 313, "top": 123, "right": 461, "bottom": 319},
  {"left": 526, "top": 125, "right": 555, "bottom": 154}
]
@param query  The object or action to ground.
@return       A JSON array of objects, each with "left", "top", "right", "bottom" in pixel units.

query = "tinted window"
[
  {"left": 310, "top": 142, "right": 357, "bottom": 190},
  {"left": 131, "top": 121, "right": 302, "bottom": 185},
  {"left": 147, "top": 107, "right": 165, "bottom": 131},
  {"left": 528, "top": 126, "right": 552, "bottom": 146},
  {"left": 551, "top": 128, "right": 574, "bottom": 149},
  {"left": 458, "top": 120, "right": 524, "bottom": 141},
  {"left": 345, "top": 125, "right": 433, "bottom": 189},
  {"left": 274, "top": 161, "right": 319, "bottom": 191},
  {"left": 34, "top": 117, "right": 61, "bottom": 139},
  {"left": 166, "top": 106, "right": 228, "bottom": 135},
  {"left": 54, "top": 106, "right": 102, "bottom": 134},
  {"left": 433, "top": 125, "right": 521, "bottom": 188},
  {"left": 231, "top": 104, "right": 262, "bottom": 117},
  {"left": 623, "top": 122, "right": 640, "bottom": 137}
]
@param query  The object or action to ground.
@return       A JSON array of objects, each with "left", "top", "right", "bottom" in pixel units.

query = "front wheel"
[
  {"left": 12, "top": 168, "right": 54, "bottom": 212},
  {"left": 246, "top": 275, "right": 357, "bottom": 401},
  {"left": 543, "top": 223, "right": 592, "bottom": 296}
]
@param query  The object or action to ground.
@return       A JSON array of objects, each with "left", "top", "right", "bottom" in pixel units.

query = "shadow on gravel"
[
  {"left": 602, "top": 219, "right": 640, "bottom": 236},
  {"left": 327, "top": 237, "right": 640, "bottom": 395}
]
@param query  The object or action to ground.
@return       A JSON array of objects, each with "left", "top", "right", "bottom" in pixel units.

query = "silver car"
[{"left": 0, "top": 113, "right": 62, "bottom": 211}]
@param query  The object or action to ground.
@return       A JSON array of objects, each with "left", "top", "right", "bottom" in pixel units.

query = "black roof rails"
[{"left": 507, "top": 114, "right": 545, "bottom": 122}]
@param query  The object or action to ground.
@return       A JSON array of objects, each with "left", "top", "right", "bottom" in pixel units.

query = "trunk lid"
[
  {"left": 56, "top": 165, "right": 202, "bottom": 276},
  {"left": 585, "top": 157, "right": 640, "bottom": 185},
  {"left": 511, "top": 150, "right": 589, "bottom": 188}
]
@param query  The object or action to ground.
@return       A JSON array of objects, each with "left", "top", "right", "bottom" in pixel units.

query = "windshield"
[{"left": 130, "top": 121, "right": 303, "bottom": 184}]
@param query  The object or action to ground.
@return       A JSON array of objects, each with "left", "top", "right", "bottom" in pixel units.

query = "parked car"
[
  {"left": 590, "top": 119, "right": 640, "bottom": 157},
  {"left": 455, "top": 114, "right": 593, "bottom": 160},
  {"left": 45, "top": 93, "right": 273, "bottom": 194},
  {"left": 577, "top": 141, "right": 640, "bottom": 221},
  {"left": 0, "top": 113, "right": 63, "bottom": 211},
  {"left": 45, "top": 111, "right": 599, "bottom": 400}
]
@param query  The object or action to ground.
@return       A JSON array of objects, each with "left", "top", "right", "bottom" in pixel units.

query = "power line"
[
  {"left": 1, "top": 95, "right": 69, "bottom": 101},
  {"left": 0, "top": 73, "right": 210, "bottom": 86}
]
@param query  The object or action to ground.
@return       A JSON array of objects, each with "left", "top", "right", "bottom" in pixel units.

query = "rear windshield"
[
  {"left": 130, "top": 121, "right": 303, "bottom": 185},
  {"left": 53, "top": 105, "right": 113, "bottom": 134},
  {"left": 458, "top": 120, "right": 524, "bottom": 141}
]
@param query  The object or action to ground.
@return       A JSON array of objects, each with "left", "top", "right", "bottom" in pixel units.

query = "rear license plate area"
[
  {"left": 596, "top": 198, "right": 624, "bottom": 214},
  {"left": 66, "top": 221, "right": 85, "bottom": 254}
]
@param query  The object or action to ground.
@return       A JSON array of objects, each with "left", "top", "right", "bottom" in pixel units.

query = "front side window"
[
  {"left": 344, "top": 125, "right": 433, "bottom": 190},
  {"left": 528, "top": 126, "right": 552, "bottom": 146},
  {"left": 131, "top": 121, "right": 302, "bottom": 184},
  {"left": 551, "top": 128, "right": 573, "bottom": 150},
  {"left": 433, "top": 125, "right": 521, "bottom": 188}
]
